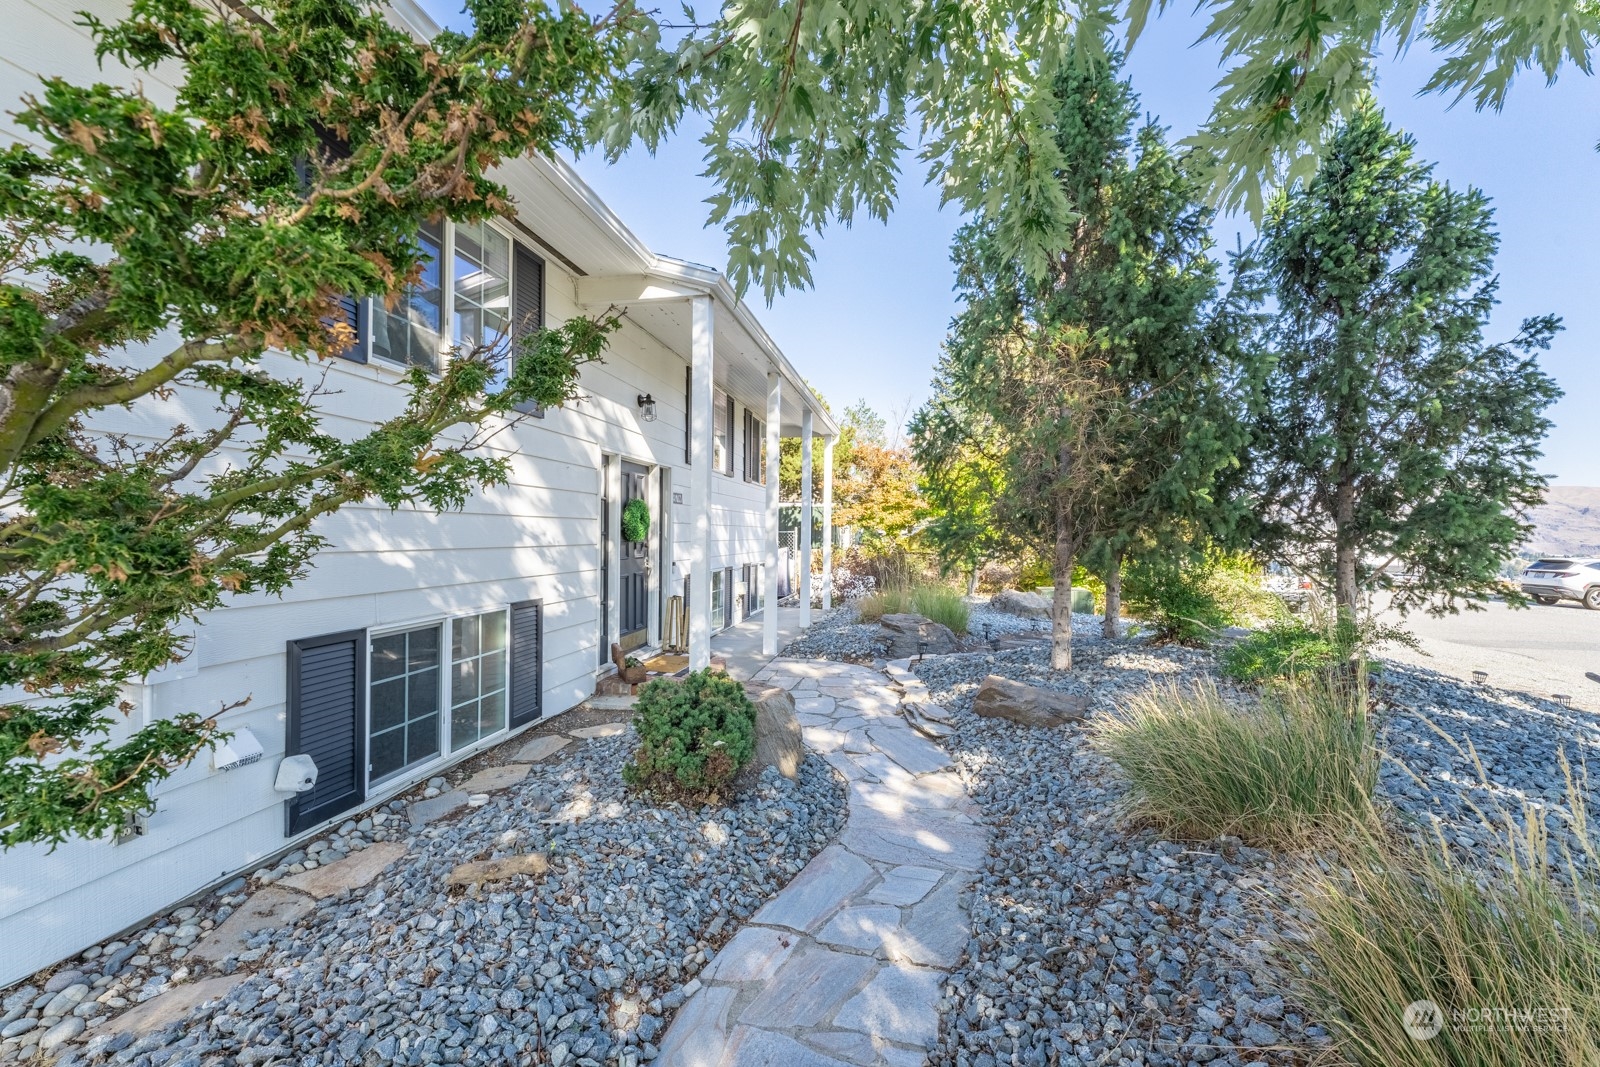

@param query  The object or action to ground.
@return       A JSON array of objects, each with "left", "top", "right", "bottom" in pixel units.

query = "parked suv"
[{"left": 1519, "top": 558, "right": 1600, "bottom": 609}]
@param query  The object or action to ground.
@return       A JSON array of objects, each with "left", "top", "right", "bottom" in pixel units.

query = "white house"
[{"left": 0, "top": 0, "right": 839, "bottom": 987}]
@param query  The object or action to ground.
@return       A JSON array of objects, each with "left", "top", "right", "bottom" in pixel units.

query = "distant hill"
[{"left": 1524, "top": 486, "right": 1600, "bottom": 557}]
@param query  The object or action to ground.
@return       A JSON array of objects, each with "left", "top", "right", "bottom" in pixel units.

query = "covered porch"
[{"left": 576, "top": 256, "right": 839, "bottom": 673}]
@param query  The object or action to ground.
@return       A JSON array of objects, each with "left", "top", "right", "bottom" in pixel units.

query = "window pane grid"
[
  {"left": 451, "top": 610, "right": 508, "bottom": 752},
  {"left": 369, "top": 220, "right": 444, "bottom": 372},
  {"left": 452, "top": 220, "right": 511, "bottom": 354},
  {"left": 369, "top": 626, "right": 442, "bottom": 782}
]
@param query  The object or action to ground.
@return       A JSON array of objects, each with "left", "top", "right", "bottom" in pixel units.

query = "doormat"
[{"left": 642, "top": 654, "right": 689, "bottom": 676}]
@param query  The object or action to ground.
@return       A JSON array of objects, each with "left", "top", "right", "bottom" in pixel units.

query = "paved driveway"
[{"left": 1377, "top": 596, "right": 1600, "bottom": 710}]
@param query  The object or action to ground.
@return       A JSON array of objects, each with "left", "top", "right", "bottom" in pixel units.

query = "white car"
[{"left": 1519, "top": 558, "right": 1600, "bottom": 609}]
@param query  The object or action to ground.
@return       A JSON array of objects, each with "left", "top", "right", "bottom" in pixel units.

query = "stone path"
[{"left": 655, "top": 659, "right": 987, "bottom": 1067}]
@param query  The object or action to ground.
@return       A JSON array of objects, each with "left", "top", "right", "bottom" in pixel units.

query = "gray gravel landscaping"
[
  {"left": 912, "top": 614, "right": 1600, "bottom": 1066},
  {"left": 915, "top": 623, "right": 1317, "bottom": 1067},
  {"left": 780, "top": 602, "right": 1050, "bottom": 664},
  {"left": 1, "top": 728, "right": 846, "bottom": 1067}
]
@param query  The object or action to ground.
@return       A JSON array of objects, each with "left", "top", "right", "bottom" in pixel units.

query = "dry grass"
[
  {"left": 1095, "top": 676, "right": 1379, "bottom": 849},
  {"left": 856, "top": 584, "right": 969, "bottom": 634},
  {"left": 1302, "top": 762, "right": 1600, "bottom": 1065}
]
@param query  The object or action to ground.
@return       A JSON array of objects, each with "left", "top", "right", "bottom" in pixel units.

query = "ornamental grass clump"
[
  {"left": 1095, "top": 675, "right": 1379, "bottom": 848},
  {"left": 623, "top": 669, "right": 756, "bottom": 800},
  {"left": 1302, "top": 762, "right": 1600, "bottom": 1066}
]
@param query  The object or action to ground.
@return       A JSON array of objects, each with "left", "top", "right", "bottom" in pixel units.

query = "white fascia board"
[{"left": 648, "top": 257, "right": 841, "bottom": 439}]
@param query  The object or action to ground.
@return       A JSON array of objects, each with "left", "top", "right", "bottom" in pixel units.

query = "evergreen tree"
[
  {"left": 915, "top": 54, "right": 1240, "bottom": 667},
  {"left": 1242, "top": 105, "right": 1561, "bottom": 618}
]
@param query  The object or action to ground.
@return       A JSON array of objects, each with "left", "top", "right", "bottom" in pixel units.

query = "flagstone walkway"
[{"left": 655, "top": 659, "right": 988, "bottom": 1067}]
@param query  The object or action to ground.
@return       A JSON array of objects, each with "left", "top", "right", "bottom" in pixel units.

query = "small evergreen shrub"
[
  {"left": 1222, "top": 613, "right": 1417, "bottom": 684},
  {"left": 1222, "top": 618, "right": 1348, "bottom": 682},
  {"left": 1123, "top": 549, "right": 1276, "bottom": 644},
  {"left": 622, "top": 669, "right": 757, "bottom": 799}
]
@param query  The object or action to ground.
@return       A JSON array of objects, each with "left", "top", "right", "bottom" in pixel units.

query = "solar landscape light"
[
  {"left": 1553, "top": 693, "right": 1573, "bottom": 708},
  {"left": 1472, "top": 670, "right": 1488, "bottom": 686}
]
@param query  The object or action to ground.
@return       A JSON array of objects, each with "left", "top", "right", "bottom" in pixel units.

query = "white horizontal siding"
[{"left": 0, "top": 0, "right": 793, "bottom": 987}]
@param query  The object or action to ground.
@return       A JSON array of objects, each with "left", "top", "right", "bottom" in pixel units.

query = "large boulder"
[
  {"left": 742, "top": 683, "right": 803, "bottom": 779},
  {"left": 879, "top": 613, "right": 958, "bottom": 658},
  {"left": 989, "top": 589, "right": 1051, "bottom": 619},
  {"left": 972, "top": 675, "right": 1089, "bottom": 727}
]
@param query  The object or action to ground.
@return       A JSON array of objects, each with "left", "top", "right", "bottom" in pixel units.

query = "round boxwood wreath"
[{"left": 621, "top": 497, "right": 650, "bottom": 542}]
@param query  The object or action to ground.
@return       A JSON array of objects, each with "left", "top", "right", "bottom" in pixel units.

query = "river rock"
[
  {"left": 989, "top": 589, "right": 1050, "bottom": 619},
  {"left": 743, "top": 683, "right": 803, "bottom": 779},
  {"left": 972, "top": 674, "right": 1089, "bottom": 727}
]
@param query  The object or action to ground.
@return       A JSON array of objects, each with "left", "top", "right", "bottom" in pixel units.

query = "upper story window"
[
  {"left": 369, "top": 220, "right": 445, "bottom": 371},
  {"left": 713, "top": 389, "right": 730, "bottom": 473},
  {"left": 452, "top": 220, "right": 512, "bottom": 354},
  {"left": 360, "top": 219, "right": 533, "bottom": 383}
]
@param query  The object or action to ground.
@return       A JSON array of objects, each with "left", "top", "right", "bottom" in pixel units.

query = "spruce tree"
[
  {"left": 1243, "top": 105, "right": 1561, "bottom": 618},
  {"left": 914, "top": 54, "right": 1241, "bottom": 667}
]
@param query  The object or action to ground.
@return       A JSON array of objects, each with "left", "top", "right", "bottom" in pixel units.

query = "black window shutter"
[
  {"left": 324, "top": 294, "right": 367, "bottom": 364},
  {"left": 724, "top": 566, "right": 734, "bottom": 628},
  {"left": 512, "top": 243, "right": 547, "bottom": 417},
  {"left": 509, "top": 599, "right": 544, "bottom": 728},
  {"left": 285, "top": 630, "right": 366, "bottom": 836},
  {"left": 743, "top": 410, "right": 754, "bottom": 482},
  {"left": 684, "top": 365, "right": 693, "bottom": 465},
  {"left": 725, "top": 395, "right": 735, "bottom": 475}
]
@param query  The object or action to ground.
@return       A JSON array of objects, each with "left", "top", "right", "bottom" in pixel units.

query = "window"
[
  {"left": 369, "top": 625, "right": 442, "bottom": 782},
  {"left": 743, "top": 409, "right": 767, "bottom": 483},
  {"left": 369, "top": 220, "right": 445, "bottom": 371},
  {"left": 714, "top": 389, "right": 730, "bottom": 473},
  {"left": 452, "top": 220, "right": 512, "bottom": 355},
  {"left": 450, "top": 611, "right": 508, "bottom": 751},
  {"left": 710, "top": 570, "right": 724, "bottom": 630}
]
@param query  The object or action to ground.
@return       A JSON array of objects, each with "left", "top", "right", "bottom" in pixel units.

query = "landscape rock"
[
  {"left": 445, "top": 853, "right": 549, "bottom": 889},
  {"left": 879, "top": 613, "right": 958, "bottom": 658},
  {"left": 971, "top": 673, "right": 1089, "bottom": 727},
  {"left": 743, "top": 683, "right": 804, "bottom": 779},
  {"left": 989, "top": 588, "right": 1051, "bottom": 618}
]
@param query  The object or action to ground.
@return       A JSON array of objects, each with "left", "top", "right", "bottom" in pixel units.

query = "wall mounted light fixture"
[{"left": 637, "top": 393, "right": 657, "bottom": 422}]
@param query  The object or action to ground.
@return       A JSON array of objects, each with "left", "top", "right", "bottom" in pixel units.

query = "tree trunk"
[
  {"left": 1334, "top": 478, "right": 1359, "bottom": 619},
  {"left": 966, "top": 568, "right": 979, "bottom": 597},
  {"left": 1051, "top": 521, "right": 1074, "bottom": 670},
  {"left": 1102, "top": 552, "right": 1122, "bottom": 640}
]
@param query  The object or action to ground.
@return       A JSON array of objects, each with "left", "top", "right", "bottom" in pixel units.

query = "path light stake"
[
  {"left": 983, "top": 622, "right": 994, "bottom": 649},
  {"left": 918, "top": 639, "right": 928, "bottom": 664},
  {"left": 1472, "top": 670, "right": 1488, "bottom": 686}
]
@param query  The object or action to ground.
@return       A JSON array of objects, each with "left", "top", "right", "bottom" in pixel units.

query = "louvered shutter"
[
  {"left": 512, "top": 243, "right": 546, "bottom": 417},
  {"left": 724, "top": 395, "right": 735, "bottom": 475},
  {"left": 325, "top": 294, "right": 367, "bottom": 363},
  {"left": 508, "top": 599, "right": 543, "bottom": 728},
  {"left": 285, "top": 630, "right": 366, "bottom": 835}
]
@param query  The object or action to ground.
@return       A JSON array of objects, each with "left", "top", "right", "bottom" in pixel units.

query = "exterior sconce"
[{"left": 637, "top": 394, "right": 657, "bottom": 422}]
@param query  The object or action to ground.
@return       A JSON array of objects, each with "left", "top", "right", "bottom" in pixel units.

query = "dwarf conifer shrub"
[{"left": 623, "top": 670, "right": 757, "bottom": 799}]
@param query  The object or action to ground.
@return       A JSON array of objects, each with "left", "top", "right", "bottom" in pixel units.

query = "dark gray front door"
[{"left": 618, "top": 461, "right": 650, "bottom": 651}]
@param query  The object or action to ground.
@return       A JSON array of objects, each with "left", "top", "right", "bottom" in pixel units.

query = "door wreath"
[{"left": 621, "top": 497, "right": 650, "bottom": 543}]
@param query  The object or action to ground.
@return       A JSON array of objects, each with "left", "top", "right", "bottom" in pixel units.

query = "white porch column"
[
  {"left": 688, "top": 296, "right": 715, "bottom": 672},
  {"left": 821, "top": 436, "right": 835, "bottom": 610},
  {"left": 798, "top": 408, "right": 814, "bottom": 627},
  {"left": 763, "top": 372, "right": 782, "bottom": 656}
]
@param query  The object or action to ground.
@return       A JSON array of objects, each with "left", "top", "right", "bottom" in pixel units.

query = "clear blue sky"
[{"left": 419, "top": 1, "right": 1599, "bottom": 485}]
